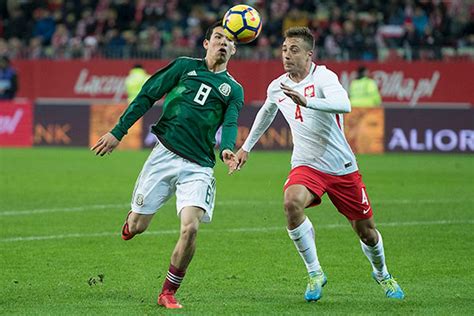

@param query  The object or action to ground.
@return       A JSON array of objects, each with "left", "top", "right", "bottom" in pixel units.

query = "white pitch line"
[
  {"left": 0, "top": 204, "right": 129, "bottom": 216},
  {"left": 0, "top": 198, "right": 471, "bottom": 217},
  {"left": 1, "top": 220, "right": 472, "bottom": 243}
]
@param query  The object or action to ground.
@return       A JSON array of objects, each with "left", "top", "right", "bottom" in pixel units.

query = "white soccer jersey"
[{"left": 242, "top": 63, "right": 358, "bottom": 175}]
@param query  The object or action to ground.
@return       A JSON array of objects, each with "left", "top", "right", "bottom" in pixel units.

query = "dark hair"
[
  {"left": 133, "top": 64, "right": 143, "bottom": 69},
  {"left": 284, "top": 27, "right": 315, "bottom": 51},
  {"left": 357, "top": 65, "right": 367, "bottom": 79},
  {"left": 205, "top": 21, "right": 223, "bottom": 40}
]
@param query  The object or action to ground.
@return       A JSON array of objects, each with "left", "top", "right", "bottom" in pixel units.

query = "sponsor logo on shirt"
[
  {"left": 219, "top": 83, "right": 231, "bottom": 96},
  {"left": 187, "top": 70, "right": 197, "bottom": 76}
]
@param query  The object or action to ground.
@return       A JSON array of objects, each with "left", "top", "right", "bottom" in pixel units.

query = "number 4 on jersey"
[{"left": 295, "top": 104, "right": 303, "bottom": 122}]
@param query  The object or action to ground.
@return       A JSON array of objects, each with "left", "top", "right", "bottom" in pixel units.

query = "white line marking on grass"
[
  {"left": 0, "top": 198, "right": 471, "bottom": 217},
  {"left": 0, "top": 230, "right": 180, "bottom": 242},
  {"left": 0, "top": 204, "right": 130, "bottom": 216},
  {"left": 1, "top": 220, "right": 472, "bottom": 243}
]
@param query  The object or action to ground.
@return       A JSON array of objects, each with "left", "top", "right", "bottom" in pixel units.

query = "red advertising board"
[
  {"left": 12, "top": 60, "right": 474, "bottom": 106},
  {"left": 0, "top": 101, "right": 33, "bottom": 147}
]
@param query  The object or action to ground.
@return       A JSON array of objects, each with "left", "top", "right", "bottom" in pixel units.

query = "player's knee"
[
  {"left": 284, "top": 198, "right": 306, "bottom": 228},
  {"left": 284, "top": 196, "right": 304, "bottom": 214},
  {"left": 180, "top": 222, "right": 199, "bottom": 241},
  {"left": 359, "top": 228, "right": 378, "bottom": 246}
]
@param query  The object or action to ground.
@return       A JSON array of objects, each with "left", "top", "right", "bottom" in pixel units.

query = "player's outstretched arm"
[
  {"left": 222, "top": 149, "right": 239, "bottom": 175},
  {"left": 91, "top": 132, "right": 120, "bottom": 156},
  {"left": 281, "top": 83, "right": 307, "bottom": 106},
  {"left": 236, "top": 148, "right": 249, "bottom": 170}
]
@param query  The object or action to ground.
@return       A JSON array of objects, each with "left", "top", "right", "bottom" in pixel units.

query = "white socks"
[
  {"left": 287, "top": 217, "right": 322, "bottom": 275},
  {"left": 360, "top": 229, "right": 389, "bottom": 280}
]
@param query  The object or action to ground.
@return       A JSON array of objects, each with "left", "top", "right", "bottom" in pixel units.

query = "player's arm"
[
  {"left": 286, "top": 69, "right": 351, "bottom": 114},
  {"left": 237, "top": 96, "right": 278, "bottom": 169},
  {"left": 219, "top": 87, "right": 244, "bottom": 173},
  {"left": 110, "top": 59, "right": 184, "bottom": 141},
  {"left": 91, "top": 132, "right": 120, "bottom": 156},
  {"left": 91, "top": 59, "right": 184, "bottom": 156}
]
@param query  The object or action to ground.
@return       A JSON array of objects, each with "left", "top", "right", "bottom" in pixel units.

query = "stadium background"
[
  {"left": 1, "top": 0, "right": 473, "bottom": 153},
  {"left": 1, "top": 0, "right": 473, "bottom": 314}
]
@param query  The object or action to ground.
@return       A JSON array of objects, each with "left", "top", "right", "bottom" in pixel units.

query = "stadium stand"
[{"left": 0, "top": 0, "right": 472, "bottom": 61}]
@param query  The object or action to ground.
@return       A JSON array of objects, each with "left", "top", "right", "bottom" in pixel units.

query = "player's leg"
[
  {"left": 122, "top": 143, "right": 177, "bottom": 240},
  {"left": 284, "top": 166, "right": 330, "bottom": 301},
  {"left": 284, "top": 184, "right": 327, "bottom": 302},
  {"left": 350, "top": 217, "right": 404, "bottom": 299},
  {"left": 350, "top": 217, "right": 388, "bottom": 279},
  {"left": 171, "top": 207, "right": 204, "bottom": 269},
  {"left": 158, "top": 206, "right": 205, "bottom": 309},
  {"left": 284, "top": 184, "right": 321, "bottom": 270},
  {"left": 327, "top": 170, "right": 404, "bottom": 299},
  {"left": 158, "top": 162, "right": 215, "bottom": 308},
  {"left": 121, "top": 211, "right": 154, "bottom": 240}
]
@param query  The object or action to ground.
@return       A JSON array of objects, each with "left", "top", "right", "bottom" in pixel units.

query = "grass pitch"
[{"left": 0, "top": 148, "right": 473, "bottom": 315}]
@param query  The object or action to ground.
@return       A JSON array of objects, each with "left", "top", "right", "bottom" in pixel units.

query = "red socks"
[{"left": 161, "top": 264, "right": 186, "bottom": 294}]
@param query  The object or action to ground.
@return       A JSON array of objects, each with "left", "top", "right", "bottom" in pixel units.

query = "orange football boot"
[
  {"left": 158, "top": 290, "right": 183, "bottom": 309},
  {"left": 121, "top": 211, "right": 135, "bottom": 240}
]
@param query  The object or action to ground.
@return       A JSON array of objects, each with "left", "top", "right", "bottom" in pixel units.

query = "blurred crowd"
[{"left": 0, "top": 0, "right": 473, "bottom": 61}]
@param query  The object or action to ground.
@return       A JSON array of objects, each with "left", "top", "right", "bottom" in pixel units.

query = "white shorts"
[{"left": 131, "top": 142, "right": 216, "bottom": 222}]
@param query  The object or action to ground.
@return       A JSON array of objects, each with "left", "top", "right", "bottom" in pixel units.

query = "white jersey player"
[
  {"left": 236, "top": 27, "right": 404, "bottom": 302},
  {"left": 242, "top": 62, "right": 357, "bottom": 176}
]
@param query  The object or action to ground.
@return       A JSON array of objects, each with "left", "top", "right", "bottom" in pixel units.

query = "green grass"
[{"left": 0, "top": 148, "right": 473, "bottom": 315}]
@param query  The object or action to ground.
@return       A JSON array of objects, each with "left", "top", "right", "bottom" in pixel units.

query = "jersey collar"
[{"left": 287, "top": 62, "right": 316, "bottom": 83}]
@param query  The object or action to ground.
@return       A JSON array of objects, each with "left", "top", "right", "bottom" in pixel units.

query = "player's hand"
[
  {"left": 236, "top": 148, "right": 249, "bottom": 170},
  {"left": 281, "top": 83, "right": 307, "bottom": 106},
  {"left": 222, "top": 149, "right": 239, "bottom": 175},
  {"left": 91, "top": 132, "right": 120, "bottom": 156}
]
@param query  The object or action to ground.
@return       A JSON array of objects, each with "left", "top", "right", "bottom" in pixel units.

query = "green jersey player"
[{"left": 91, "top": 22, "right": 243, "bottom": 309}]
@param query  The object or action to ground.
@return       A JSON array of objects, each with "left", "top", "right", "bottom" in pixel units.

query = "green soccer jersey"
[{"left": 111, "top": 57, "right": 244, "bottom": 168}]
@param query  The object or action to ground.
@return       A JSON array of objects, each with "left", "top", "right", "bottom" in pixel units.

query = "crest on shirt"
[
  {"left": 135, "top": 194, "right": 144, "bottom": 206},
  {"left": 304, "top": 85, "right": 315, "bottom": 97},
  {"left": 219, "top": 83, "right": 231, "bottom": 96}
]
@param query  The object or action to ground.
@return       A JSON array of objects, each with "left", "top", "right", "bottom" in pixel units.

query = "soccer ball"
[{"left": 222, "top": 5, "right": 262, "bottom": 44}]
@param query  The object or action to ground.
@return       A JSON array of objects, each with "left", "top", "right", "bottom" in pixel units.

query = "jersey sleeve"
[
  {"left": 219, "top": 84, "right": 244, "bottom": 157},
  {"left": 241, "top": 82, "right": 279, "bottom": 152},
  {"left": 111, "top": 58, "right": 187, "bottom": 140},
  {"left": 305, "top": 67, "right": 351, "bottom": 114}
]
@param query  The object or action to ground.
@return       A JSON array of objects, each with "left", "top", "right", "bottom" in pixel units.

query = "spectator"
[
  {"left": 104, "top": 28, "right": 126, "bottom": 58},
  {"left": 349, "top": 66, "right": 381, "bottom": 107},
  {"left": 32, "top": 8, "right": 56, "bottom": 45},
  {"left": 282, "top": 8, "right": 309, "bottom": 33},
  {"left": 4, "top": 7, "right": 30, "bottom": 40},
  {"left": 0, "top": 56, "right": 18, "bottom": 100},
  {"left": 402, "top": 21, "right": 422, "bottom": 60},
  {"left": 125, "top": 64, "right": 150, "bottom": 104},
  {"left": 27, "top": 37, "right": 45, "bottom": 59},
  {"left": 51, "top": 23, "right": 70, "bottom": 57}
]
